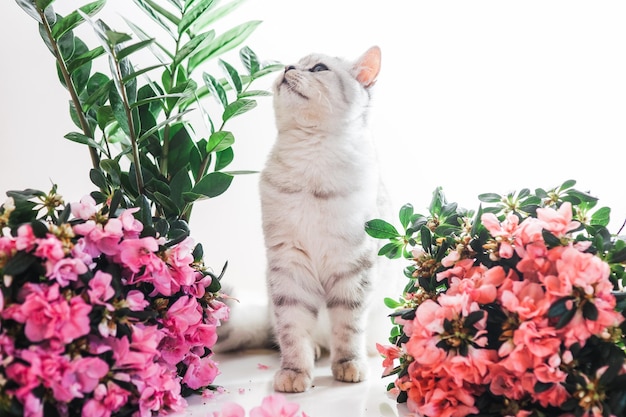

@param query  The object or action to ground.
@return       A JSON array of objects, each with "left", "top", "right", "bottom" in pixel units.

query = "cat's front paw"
[
  {"left": 332, "top": 359, "right": 368, "bottom": 383},
  {"left": 274, "top": 368, "right": 313, "bottom": 393}
]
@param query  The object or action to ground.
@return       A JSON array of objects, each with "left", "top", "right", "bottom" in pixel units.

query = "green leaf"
[
  {"left": 109, "top": 88, "right": 131, "bottom": 136},
  {"left": 384, "top": 297, "right": 403, "bottom": 309},
  {"left": 240, "top": 45, "right": 260, "bottom": 75},
  {"left": 35, "top": 0, "right": 54, "bottom": 10},
  {"left": 202, "top": 72, "right": 228, "bottom": 107},
  {"left": 251, "top": 63, "right": 284, "bottom": 78},
  {"left": 378, "top": 241, "right": 403, "bottom": 259},
  {"left": 214, "top": 147, "right": 234, "bottom": 171},
  {"left": 170, "top": 169, "right": 192, "bottom": 209},
  {"left": 64, "top": 132, "right": 107, "bottom": 154},
  {"left": 131, "top": 0, "right": 178, "bottom": 37},
  {"left": 105, "top": 30, "right": 133, "bottom": 47},
  {"left": 16, "top": 0, "right": 42, "bottom": 23},
  {"left": 153, "top": 192, "right": 180, "bottom": 217},
  {"left": 219, "top": 59, "right": 242, "bottom": 94},
  {"left": 167, "top": 125, "right": 196, "bottom": 176},
  {"left": 90, "top": 168, "right": 108, "bottom": 190},
  {"left": 548, "top": 296, "right": 575, "bottom": 318},
  {"left": 66, "top": 46, "right": 105, "bottom": 74},
  {"left": 590, "top": 207, "right": 611, "bottom": 227},
  {"left": 135, "top": 194, "right": 152, "bottom": 227},
  {"left": 559, "top": 179, "right": 577, "bottom": 191},
  {"left": 122, "top": 64, "right": 167, "bottom": 84},
  {"left": 191, "top": 0, "right": 245, "bottom": 33},
  {"left": 116, "top": 39, "right": 155, "bottom": 61},
  {"left": 173, "top": 30, "right": 215, "bottom": 67},
  {"left": 542, "top": 229, "right": 561, "bottom": 247},
  {"left": 222, "top": 98, "right": 256, "bottom": 122},
  {"left": 178, "top": 0, "right": 215, "bottom": 35},
  {"left": 3, "top": 251, "right": 38, "bottom": 276},
  {"left": 68, "top": 37, "right": 91, "bottom": 93},
  {"left": 137, "top": 108, "right": 194, "bottom": 143},
  {"left": 365, "top": 219, "right": 400, "bottom": 239},
  {"left": 206, "top": 131, "right": 235, "bottom": 153},
  {"left": 191, "top": 172, "right": 234, "bottom": 199},
  {"left": 237, "top": 89, "right": 271, "bottom": 99},
  {"left": 188, "top": 20, "right": 262, "bottom": 73},
  {"left": 420, "top": 225, "right": 432, "bottom": 253},
  {"left": 83, "top": 75, "right": 112, "bottom": 110},
  {"left": 100, "top": 159, "right": 122, "bottom": 187},
  {"left": 123, "top": 17, "right": 174, "bottom": 63},
  {"left": 130, "top": 93, "right": 186, "bottom": 109},
  {"left": 478, "top": 193, "right": 502, "bottom": 203},
  {"left": 50, "top": 0, "right": 106, "bottom": 40},
  {"left": 399, "top": 204, "right": 414, "bottom": 230}
]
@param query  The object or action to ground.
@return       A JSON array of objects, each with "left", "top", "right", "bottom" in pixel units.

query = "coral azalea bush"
[
  {"left": 0, "top": 188, "right": 229, "bottom": 416},
  {"left": 367, "top": 180, "right": 626, "bottom": 417}
]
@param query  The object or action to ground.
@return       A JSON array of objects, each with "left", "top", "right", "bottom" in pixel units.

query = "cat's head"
[{"left": 273, "top": 46, "right": 381, "bottom": 131}]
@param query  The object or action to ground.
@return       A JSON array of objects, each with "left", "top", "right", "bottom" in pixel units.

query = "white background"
[{"left": 1, "top": 0, "right": 626, "bottom": 300}]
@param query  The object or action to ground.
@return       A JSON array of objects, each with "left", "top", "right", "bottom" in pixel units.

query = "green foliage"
[{"left": 16, "top": 0, "right": 281, "bottom": 223}]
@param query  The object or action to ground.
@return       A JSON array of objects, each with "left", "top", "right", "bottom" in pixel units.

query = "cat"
[{"left": 215, "top": 46, "right": 396, "bottom": 393}]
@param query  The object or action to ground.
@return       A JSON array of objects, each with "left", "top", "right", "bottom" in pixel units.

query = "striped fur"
[{"left": 258, "top": 47, "right": 394, "bottom": 393}]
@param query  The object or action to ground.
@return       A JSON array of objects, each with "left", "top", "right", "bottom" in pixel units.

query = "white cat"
[{"left": 216, "top": 46, "right": 396, "bottom": 393}]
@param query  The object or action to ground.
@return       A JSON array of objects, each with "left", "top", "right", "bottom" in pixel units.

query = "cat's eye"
[{"left": 310, "top": 63, "right": 329, "bottom": 72}]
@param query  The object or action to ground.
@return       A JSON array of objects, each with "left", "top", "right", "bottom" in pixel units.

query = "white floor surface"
[{"left": 176, "top": 349, "right": 412, "bottom": 417}]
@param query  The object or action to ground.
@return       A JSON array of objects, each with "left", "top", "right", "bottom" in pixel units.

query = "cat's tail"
[{"left": 213, "top": 286, "right": 276, "bottom": 353}]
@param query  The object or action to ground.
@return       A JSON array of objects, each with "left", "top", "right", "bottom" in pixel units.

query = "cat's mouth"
[{"left": 280, "top": 76, "right": 309, "bottom": 100}]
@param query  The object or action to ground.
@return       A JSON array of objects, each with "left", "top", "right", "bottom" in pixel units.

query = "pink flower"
[
  {"left": 16, "top": 223, "right": 37, "bottom": 251},
  {"left": 250, "top": 394, "right": 302, "bottom": 417},
  {"left": 123, "top": 290, "right": 149, "bottom": 311},
  {"left": 211, "top": 403, "right": 246, "bottom": 417},
  {"left": 22, "top": 393, "right": 43, "bottom": 417},
  {"left": 71, "top": 195, "right": 97, "bottom": 220},
  {"left": 34, "top": 235, "right": 65, "bottom": 262},
  {"left": 182, "top": 354, "right": 219, "bottom": 389},
  {"left": 82, "top": 382, "right": 130, "bottom": 417},
  {"left": 407, "top": 372, "right": 479, "bottom": 417},
  {"left": 73, "top": 220, "right": 123, "bottom": 257},
  {"left": 482, "top": 212, "right": 520, "bottom": 259},
  {"left": 377, "top": 343, "right": 402, "bottom": 376},
  {"left": 72, "top": 357, "right": 110, "bottom": 394},
  {"left": 118, "top": 237, "right": 160, "bottom": 273},
  {"left": 499, "top": 279, "right": 549, "bottom": 321},
  {"left": 88, "top": 271, "right": 115, "bottom": 306},
  {"left": 58, "top": 296, "right": 93, "bottom": 343},
  {"left": 47, "top": 257, "right": 88, "bottom": 287},
  {"left": 9, "top": 284, "right": 60, "bottom": 342},
  {"left": 163, "top": 296, "right": 202, "bottom": 335},
  {"left": 8, "top": 284, "right": 92, "bottom": 344},
  {"left": 536, "top": 202, "right": 580, "bottom": 238},
  {"left": 118, "top": 208, "right": 143, "bottom": 238}
]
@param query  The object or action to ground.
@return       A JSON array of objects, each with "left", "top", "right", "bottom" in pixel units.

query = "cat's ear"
[{"left": 353, "top": 46, "right": 381, "bottom": 88}]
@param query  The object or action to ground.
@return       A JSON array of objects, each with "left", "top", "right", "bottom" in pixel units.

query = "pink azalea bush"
[
  {"left": 0, "top": 188, "right": 229, "bottom": 417},
  {"left": 366, "top": 181, "right": 626, "bottom": 417}
]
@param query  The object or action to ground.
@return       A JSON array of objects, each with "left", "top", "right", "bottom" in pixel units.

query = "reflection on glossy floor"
[{"left": 176, "top": 349, "right": 412, "bottom": 417}]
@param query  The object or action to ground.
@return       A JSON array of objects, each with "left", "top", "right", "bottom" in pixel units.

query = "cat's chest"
[{"left": 266, "top": 133, "right": 375, "bottom": 191}]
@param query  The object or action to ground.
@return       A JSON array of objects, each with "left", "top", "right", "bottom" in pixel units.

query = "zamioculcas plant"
[
  {"left": 15, "top": 0, "right": 281, "bottom": 226},
  {"left": 0, "top": 1, "right": 281, "bottom": 415}
]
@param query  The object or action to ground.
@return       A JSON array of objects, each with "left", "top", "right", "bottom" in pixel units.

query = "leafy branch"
[{"left": 17, "top": 0, "right": 281, "bottom": 225}]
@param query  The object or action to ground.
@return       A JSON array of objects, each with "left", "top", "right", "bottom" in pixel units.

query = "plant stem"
[
  {"left": 112, "top": 55, "right": 145, "bottom": 196},
  {"left": 39, "top": 9, "right": 101, "bottom": 171}
]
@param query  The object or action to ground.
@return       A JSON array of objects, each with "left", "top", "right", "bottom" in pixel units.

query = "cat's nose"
[{"left": 284, "top": 65, "right": 296, "bottom": 73}]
